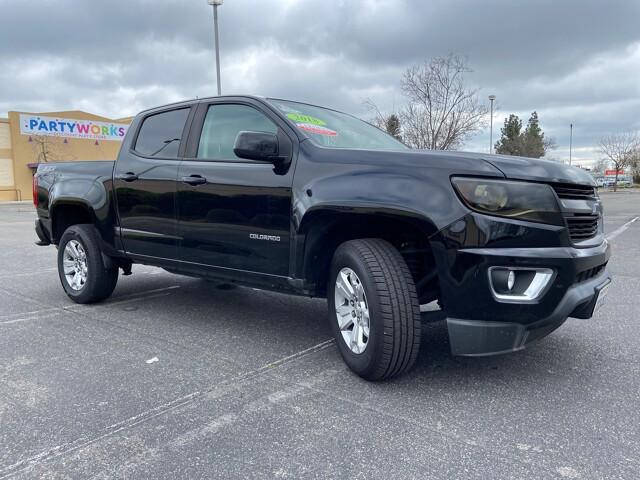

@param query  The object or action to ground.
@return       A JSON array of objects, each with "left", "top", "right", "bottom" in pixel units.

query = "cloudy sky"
[{"left": 1, "top": 0, "right": 639, "bottom": 165}]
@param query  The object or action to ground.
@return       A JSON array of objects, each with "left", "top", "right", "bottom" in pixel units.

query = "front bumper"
[
  {"left": 435, "top": 238, "right": 611, "bottom": 356},
  {"left": 447, "top": 271, "right": 611, "bottom": 356}
]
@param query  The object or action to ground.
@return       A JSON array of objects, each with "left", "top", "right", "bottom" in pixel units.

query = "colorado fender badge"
[{"left": 249, "top": 233, "right": 281, "bottom": 242}]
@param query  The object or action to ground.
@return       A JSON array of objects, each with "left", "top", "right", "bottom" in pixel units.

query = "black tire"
[
  {"left": 57, "top": 224, "right": 118, "bottom": 304},
  {"left": 328, "top": 239, "right": 421, "bottom": 380}
]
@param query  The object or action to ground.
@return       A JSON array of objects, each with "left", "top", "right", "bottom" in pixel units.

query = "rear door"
[
  {"left": 114, "top": 106, "right": 193, "bottom": 260},
  {"left": 176, "top": 100, "right": 295, "bottom": 276}
]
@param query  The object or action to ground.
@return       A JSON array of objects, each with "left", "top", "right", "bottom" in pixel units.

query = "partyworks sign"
[{"left": 20, "top": 114, "right": 129, "bottom": 142}]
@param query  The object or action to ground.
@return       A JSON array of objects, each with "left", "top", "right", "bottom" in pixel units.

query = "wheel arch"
[
  {"left": 296, "top": 205, "right": 441, "bottom": 301},
  {"left": 50, "top": 200, "right": 97, "bottom": 244}
]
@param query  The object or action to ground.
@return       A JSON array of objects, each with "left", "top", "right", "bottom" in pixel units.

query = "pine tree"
[
  {"left": 494, "top": 112, "right": 551, "bottom": 158},
  {"left": 494, "top": 114, "right": 523, "bottom": 155},
  {"left": 385, "top": 114, "right": 402, "bottom": 141},
  {"left": 522, "top": 111, "right": 545, "bottom": 158}
]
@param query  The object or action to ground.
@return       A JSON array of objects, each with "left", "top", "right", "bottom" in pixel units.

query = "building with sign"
[{"left": 0, "top": 110, "right": 132, "bottom": 202}]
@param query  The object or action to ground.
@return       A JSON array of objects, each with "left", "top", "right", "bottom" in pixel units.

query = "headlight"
[{"left": 451, "top": 177, "right": 563, "bottom": 225}]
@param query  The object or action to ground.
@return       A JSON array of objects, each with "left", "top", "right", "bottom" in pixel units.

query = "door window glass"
[
  {"left": 197, "top": 104, "right": 278, "bottom": 160},
  {"left": 134, "top": 108, "right": 190, "bottom": 158}
]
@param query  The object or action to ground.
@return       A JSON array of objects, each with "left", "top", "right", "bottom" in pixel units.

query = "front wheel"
[
  {"left": 328, "top": 239, "right": 421, "bottom": 380},
  {"left": 57, "top": 224, "right": 118, "bottom": 304}
]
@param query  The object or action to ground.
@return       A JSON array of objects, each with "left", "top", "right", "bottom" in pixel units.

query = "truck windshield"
[{"left": 267, "top": 99, "right": 408, "bottom": 151}]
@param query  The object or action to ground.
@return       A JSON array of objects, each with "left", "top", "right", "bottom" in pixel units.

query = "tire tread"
[
  {"left": 58, "top": 224, "right": 118, "bottom": 304},
  {"left": 336, "top": 238, "right": 421, "bottom": 380}
]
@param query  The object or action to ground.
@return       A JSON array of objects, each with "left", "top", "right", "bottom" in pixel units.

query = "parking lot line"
[
  {"left": 0, "top": 391, "right": 202, "bottom": 479},
  {"left": 0, "top": 338, "right": 335, "bottom": 478},
  {"left": 249, "top": 339, "right": 335, "bottom": 373},
  {"left": 0, "top": 268, "right": 57, "bottom": 279},
  {"left": 606, "top": 216, "right": 639, "bottom": 241},
  {"left": 68, "top": 289, "right": 181, "bottom": 311},
  {"left": 0, "top": 311, "right": 59, "bottom": 325},
  {"left": 0, "top": 309, "right": 51, "bottom": 320}
]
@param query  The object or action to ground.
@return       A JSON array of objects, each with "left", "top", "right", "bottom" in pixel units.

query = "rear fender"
[{"left": 49, "top": 177, "right": 114, "bottom": 245}]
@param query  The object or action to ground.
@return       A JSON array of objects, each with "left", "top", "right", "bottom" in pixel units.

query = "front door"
[
  {"left": 176, "top": 101, "right": 294, "bottom": 276},
  {"left": 114, "top": 106, "right": 191, "bottom": 260}
]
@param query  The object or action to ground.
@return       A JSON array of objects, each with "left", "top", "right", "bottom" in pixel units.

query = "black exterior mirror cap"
[{"left": 233, "top": 131, "right": 281, "bottom": 162}]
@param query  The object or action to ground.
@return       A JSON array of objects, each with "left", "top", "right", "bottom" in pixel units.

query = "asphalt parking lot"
[{"left": 1, "top": 192, "right": 639, "bottom": 479}]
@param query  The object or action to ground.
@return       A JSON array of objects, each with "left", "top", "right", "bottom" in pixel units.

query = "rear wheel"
[
  {"left": 328, "top": 239, "right": 421, "bottom": 380},
  {"left": 57, "top": 224, "right": 118, "bottom": 304}
]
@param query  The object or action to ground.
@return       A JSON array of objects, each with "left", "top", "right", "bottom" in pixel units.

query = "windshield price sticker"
[
  {"left": 296, "top": 123, "right": 338, "bottom": 136},
  {"left": 287, "top": 113, "right": 327, "bottom": 126}
]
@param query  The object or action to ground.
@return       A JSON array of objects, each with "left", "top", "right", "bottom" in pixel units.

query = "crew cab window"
[
  {"left": 197, "top": 104, "right": 277, "bottom": 160},
  {"left": 134, "top": 108, "right": 190, "bottom": 158}
]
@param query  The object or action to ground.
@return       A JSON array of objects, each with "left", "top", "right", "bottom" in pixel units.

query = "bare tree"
[
  {"left": 543, "top": 137, "right": 557, "bottom": 154},
  {"left": 592, "top": 158, "right": 608, "bottom": 175},
  {"left": 363, "top": 99, "right": 403, "bottom": 141},
  {"left": 400, "top": 54, "right": 487, "bottom": 150},
  {"left": 599, "top": 132, "right": 640, "bottom": 191},
  {"left": 30, "top": 135, "right": 63, "bottom": 163},
  {"left": 632, "top": 156, "right": 640, "bottom": 184},
  {"left": 364, "top": 99, "right": 387, "bottom": 130}
]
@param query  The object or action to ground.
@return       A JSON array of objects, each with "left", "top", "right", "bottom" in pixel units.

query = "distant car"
[
  {"left": 617, "top": 177, "right": 632, "bottom": 187},
  {"left": 604, "top": 177, "right": 631, "bottom": 188},
  {"left": 595, "top": 177, "right": 605, "bottom": 188}
]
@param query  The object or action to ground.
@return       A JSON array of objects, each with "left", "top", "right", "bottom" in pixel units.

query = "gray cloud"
[{"left": 1, "top": 0, "right": 639, "bottom": 164}]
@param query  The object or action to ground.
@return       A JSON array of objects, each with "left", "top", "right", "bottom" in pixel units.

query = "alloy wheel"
[
  {"left": 334, "top": 267, "right": 370, "bottom": 354},
  {"left": 62, "top": 239, "right": 88, "bottom": 291}
]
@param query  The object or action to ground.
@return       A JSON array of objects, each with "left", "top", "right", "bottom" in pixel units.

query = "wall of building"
[
  {"left": 0, "top": 110, "right": 132, "bottom": 202},
  {"left": 0, "top": 119, "right": 15, "bottom": 201}
]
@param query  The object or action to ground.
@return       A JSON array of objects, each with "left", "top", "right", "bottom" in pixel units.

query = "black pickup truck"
[{"left": 33, "top": 95, "right": 611, "bottom": 380}]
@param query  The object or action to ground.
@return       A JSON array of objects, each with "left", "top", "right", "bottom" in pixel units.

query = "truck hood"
[
  {"left": 304, "top": 142, "right": 595, "bottom": 186},
  {"left": 481, "top": 154, "right": 595, "bottom": 186}
]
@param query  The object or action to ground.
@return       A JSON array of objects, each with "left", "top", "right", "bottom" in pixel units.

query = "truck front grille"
[
  {"left": 566, "top": 214, "right": 599, "bottom": 241},
  {"left": 548, "top": 183, "right": 600, "bottom": 242},
  {"left": 551, "top": 183, "right": 596, "bottom": 200}
]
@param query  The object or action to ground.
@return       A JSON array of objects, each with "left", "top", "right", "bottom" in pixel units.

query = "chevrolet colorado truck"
[{"left": 33, "top": 96, "right": 611, "bottom": 380}]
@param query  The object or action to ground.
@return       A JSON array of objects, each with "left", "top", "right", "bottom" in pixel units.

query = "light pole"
[
  {"left": 207, "top": 0, "right": 223, "bottom": 96},
  {"left": 569, "top": 123, "right": 573, "bottom": 165},
  {"left": 488, "top": 95, "right": 496, "bottom": 154}
]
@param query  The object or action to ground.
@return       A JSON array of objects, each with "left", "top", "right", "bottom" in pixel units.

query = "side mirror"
[{"left": 233, "top": 131, "right": 280, "bottom": 162}]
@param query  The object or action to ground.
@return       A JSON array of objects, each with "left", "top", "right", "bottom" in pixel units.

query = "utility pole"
[
  {"left": 207, "top": 0, "right": 223, "bottom": 95},
  {"left": 488, "top": 95, "right": 496, "bottom": 154},
  {"left": 569, "top": 123, "right": 573, "bottom": 165}
]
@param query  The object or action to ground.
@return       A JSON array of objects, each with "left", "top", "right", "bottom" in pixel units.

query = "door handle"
[
  {"left": 116, "top": 172, "right": 138, "bottom": 182},
  {"left": 181, "top": 175, "right": 207, "bottom": 186}
]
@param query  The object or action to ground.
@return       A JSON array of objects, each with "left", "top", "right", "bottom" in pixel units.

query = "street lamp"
[
  {"left": 488, "top": 95, "right": 496, "bottom": 154},
  {"left": 569, "top": 123, "right": 573, "bottom": 165},
  {"left": 207, "top": 0, "right": 223, "bottom": 96}
]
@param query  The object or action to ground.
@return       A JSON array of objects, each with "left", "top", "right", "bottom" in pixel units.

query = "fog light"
[{"left": 488, "top": 267, "right": 554, "bottom": 303}]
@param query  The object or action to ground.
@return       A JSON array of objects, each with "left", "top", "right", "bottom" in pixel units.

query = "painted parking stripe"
[
  {"left": 0, "top": 338, "right": 334, "bottom": 478},
  {"left": 0, "top": 268, "right": 57, "bottom": 279},
  {"left": 606, "top": 216, "right": 639, "bottom": 241},
  {"left": 0, "top": 311, "right": 59, "bottom": 325},
  {"left": 64, "top": 285, "right": 182, "bottom": 312}
]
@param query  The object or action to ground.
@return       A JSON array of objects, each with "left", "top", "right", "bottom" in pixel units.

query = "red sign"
[{"left": 605, "top": 169, "right": 624, "bottom": 176}]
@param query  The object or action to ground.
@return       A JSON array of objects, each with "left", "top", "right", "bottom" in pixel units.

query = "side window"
[
  {"left": 134, "top": 108, "right": 190, "bottom": 158},
  {"left": 197, "top": 104, "right": 278, "bottom": 160}
]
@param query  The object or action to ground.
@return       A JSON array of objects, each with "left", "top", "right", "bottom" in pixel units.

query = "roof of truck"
[{"left": 136, "top": 95, "right": 348, "bottom": 117}]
